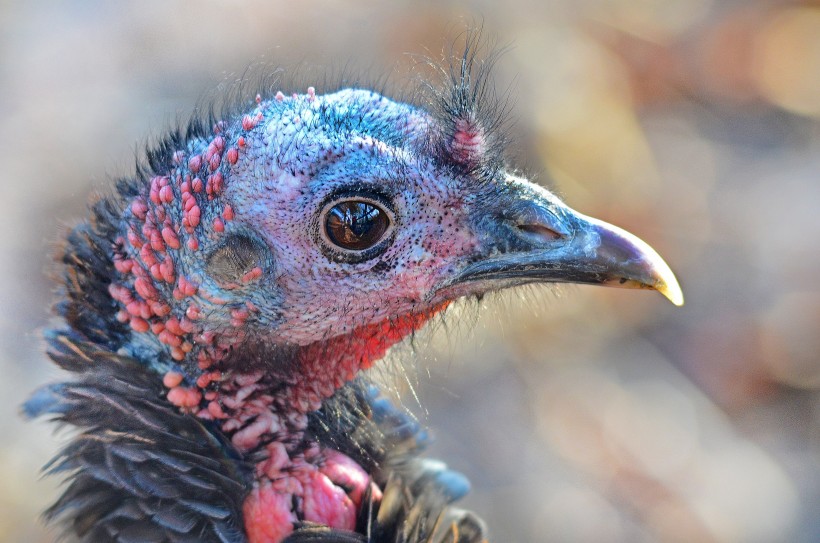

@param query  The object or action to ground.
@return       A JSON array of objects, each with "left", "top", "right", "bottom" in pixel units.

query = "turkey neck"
[{"left": 162, "top": 303, "right": 447, "bottom": 454}]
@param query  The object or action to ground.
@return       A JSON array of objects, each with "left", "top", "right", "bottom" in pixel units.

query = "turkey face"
[
  {"left": 227, "top": 89, "right": 681, "bottom": 347},
  {"left": 230, "top": 96, "right": 481, "bottom": 345}
]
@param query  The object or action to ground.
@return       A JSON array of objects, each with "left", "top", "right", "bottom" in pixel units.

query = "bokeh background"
[{"left": 1, "top": 0, "right": 819, "bottom": 541}]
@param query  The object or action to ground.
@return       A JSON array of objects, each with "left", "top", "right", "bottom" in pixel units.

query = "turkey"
[{"left": 25, "top": 45, "right": 682, "bottom": 543}]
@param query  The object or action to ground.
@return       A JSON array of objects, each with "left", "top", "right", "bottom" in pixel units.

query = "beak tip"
[
  {"left": 646, "top": 246, "right": 684, "bottom": 307},
  {"left": 586, "top": 216, "right": 684, "bottom": 307},
  {"left": 643, "top": 247, "right": 684, "bottom": 307},
  {"left": 658, "top": 278, "right": 684, "bottom": 307}
]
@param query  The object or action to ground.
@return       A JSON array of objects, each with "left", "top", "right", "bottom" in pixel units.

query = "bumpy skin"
[
  {"left": 27, "top": 47, "right": 680, "bottom": 542},
  {"left": 27, "top": 55, "right": 507, "bottom": 542},
  {"left": 26, "top": 332, "right": 482, "bottom": 542}
]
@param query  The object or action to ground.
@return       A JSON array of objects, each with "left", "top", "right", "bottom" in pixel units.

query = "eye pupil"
[{"left": 325, "top": 201, "right": 390, "bottom": 251}]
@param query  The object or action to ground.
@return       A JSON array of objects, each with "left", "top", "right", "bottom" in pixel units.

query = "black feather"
[{"left": 27, "top": 334, "right": 253, "bottom": 542}]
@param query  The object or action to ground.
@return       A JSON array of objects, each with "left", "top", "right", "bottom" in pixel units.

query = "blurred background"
[{"left": 1, "top": 0, "right": 819, "bottom": 541}]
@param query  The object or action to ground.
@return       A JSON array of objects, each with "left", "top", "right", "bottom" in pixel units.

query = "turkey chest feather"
[{"left": 26, "top": 44, "right": 682, "bottom": 543}]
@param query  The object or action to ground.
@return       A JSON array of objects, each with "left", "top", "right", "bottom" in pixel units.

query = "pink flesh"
[
  {"left": 109, "top": 88, "right": 455, "bottom": 542},
  {"left": 449, "top": 117, "right": 485, "bottom": 167},
  {"left": 182, "top": 307, "right": 441, "bottom": 543}
]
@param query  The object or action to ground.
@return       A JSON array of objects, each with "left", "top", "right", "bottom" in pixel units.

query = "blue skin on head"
[{"left": 30, "top": 75, "right": 682, "bottom": 542}]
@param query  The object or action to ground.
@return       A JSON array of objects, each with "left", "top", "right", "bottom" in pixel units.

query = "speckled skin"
[
  {"left": 105, "top": 86, "right": 517, "bottom": 541},
  {"left": 31, "top": 48, "right": 681, "bottom": 540}
]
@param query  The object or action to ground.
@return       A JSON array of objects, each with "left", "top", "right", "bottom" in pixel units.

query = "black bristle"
[{"left": 423, "top": 30, "right": 514, "bottom": 182}]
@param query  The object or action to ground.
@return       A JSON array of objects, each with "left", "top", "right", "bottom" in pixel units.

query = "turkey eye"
[
  {"left": 325, "top": 200, "right": 390, "bottom": 251},
  {"left": 317, "top": 193, "right": 396, "bottom": 263}
]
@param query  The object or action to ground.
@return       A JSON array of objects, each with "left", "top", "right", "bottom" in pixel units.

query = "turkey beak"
[
  {"left": 551, "top": 213, "right": 684, "bottom": 306},
  {"left": 437, "top": 178, "right": 684, "bottom": 306}
]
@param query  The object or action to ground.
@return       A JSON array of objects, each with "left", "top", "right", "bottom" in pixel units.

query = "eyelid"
[{"left": 320, "top": 186, "right": 395, "bottom": 213}]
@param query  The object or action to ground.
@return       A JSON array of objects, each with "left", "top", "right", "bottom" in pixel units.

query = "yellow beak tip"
[{"left": 658, "top": 280, "right": 685, "bottom": 307}]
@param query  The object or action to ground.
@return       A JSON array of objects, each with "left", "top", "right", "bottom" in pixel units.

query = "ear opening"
[{"left": 205, "top": 231, "right": 273, "bottom": 286}]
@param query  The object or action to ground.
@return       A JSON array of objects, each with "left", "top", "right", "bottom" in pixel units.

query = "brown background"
[{"left": 1, "top": 1, "right": 819, "bottom": 541}]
